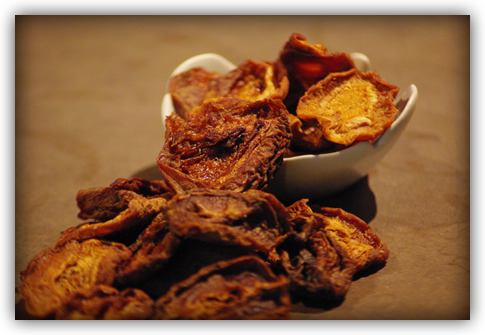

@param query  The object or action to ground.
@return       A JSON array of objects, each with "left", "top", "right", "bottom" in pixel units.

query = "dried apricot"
[{"left": 297, "top": 69, "right": 399, "bottom": 146}]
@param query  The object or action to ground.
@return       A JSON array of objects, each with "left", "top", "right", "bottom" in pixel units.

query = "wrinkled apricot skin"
[
  {"left": 158, "top": 98, "right": 292, "bottom": 193},
  {"left": 154, "top": 256, "right": 291, "bottom": 320},
  {"left": 18, "top": 239, "right": 133, "bottom": 319},
  {"left": 169, "top": 60, "right": 289, "bottom": 119}
]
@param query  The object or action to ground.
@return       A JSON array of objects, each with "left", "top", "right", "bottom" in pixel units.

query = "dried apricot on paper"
[
  {"left": 154, "top": 255, "right": 291, "bottom": 320},
  {"left": 164, "top": 189, "right": 291, "bottom": 253},
  {"left": 55, "top": 285, "right": 155, "bottom": 320},
  {"left": 265, "top": 200, "right": 390, "bottom": 305},
  {"left": 270, "top": 200, "right": 355, "bottom": 303},
  {"left": 315, "top": 207, "right": 390, "bottom": 274},
  {"left": 57, "top": 194, "right": 168, "bottom": 247},
  {"left": 115, "top": 213, "right": 181, "bottom": 286},
  {"left": 18, "top": 239, "right": 132, "bottom": 319},
  {"left": 297, "top": 69, "right": 399, "bottom": 146}
]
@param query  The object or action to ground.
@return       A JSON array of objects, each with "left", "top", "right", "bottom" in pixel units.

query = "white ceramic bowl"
[{"left": 161, "top": 53, "right": 418, "bottom": 200}]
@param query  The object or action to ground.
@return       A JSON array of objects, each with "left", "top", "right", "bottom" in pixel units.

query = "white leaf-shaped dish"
[{"left": 161, "top": 53, "right": 418, "bottom": 200}]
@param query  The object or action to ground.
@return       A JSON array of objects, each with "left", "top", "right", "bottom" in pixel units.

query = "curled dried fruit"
[
  {"left": 18, "top": 239, "right": 132, "bottom": 319},
  {"left": 158, "top": 97, "right": 292, "bottom": 192},
  {"left": 109, "top": 177, "right": 171, "bottom": 197},
  {"left": 169, "top": 67, "right": 223, "bottom": 119},
  {"left": 169, "top": 60, "right": 289, "bottom": 118},
  {"left": 273, "top": 202, "right": 354, "bottom": 303},
  {"left": 287, "top": 113, "right": 345, "bottom": 154},
  {"left": 266, "top": 199, "right": 389, "bottom": 305},
  {"left": 135, "top": 239, "right": 257, "bottom": 301},
  {"left": 164, "top": 189, "right": 291, "bottom": 253},
  {"left": 55, "top": 285, "right": 155, "bottom": 320},
  {"left": 279, "top": 33, "right": 356, "bottom": 112},
  {"left": 76, "top": 177, "right": 171, "bottom": 222},
  {"left": 216, "top": 59, "right": 289, "bottom": 102},
  {"left": 154, "top": 255, "right": 291, "bottom": 320},
  {"left": 76, "top": 188, "right": 139, "bottom": 222},
  {"left": 297, "top": 69, "right": 399, "bottom": 146},
  {"left": 116, "top": 213, "right": 181, "bottom": 286},
  {"left": 315, "top": 206, "right": 390, "bottom": 273},
  {"left": 57, "top": 195, "right": 168, "bottom": 247}
]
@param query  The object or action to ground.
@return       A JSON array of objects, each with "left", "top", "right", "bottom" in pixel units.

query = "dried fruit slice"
[
  {"left": 134, "top": 239, "right": 256, "bottom": 301},
  {"left": 278, "top": 33, "right": 355, "bottom": 112},
  {"left": 164, "top": 189, "right": 291, "bottom": 253},
  {"left": 55, "top": 285, "right": 155, "bottom": 320},
  {"left": 109, "top": 177, "right": 171, "bottom": 197},
  {"left": 297, "top": 69, "right": 399, "bottom": 146},
  {"left": 315, "top": 206, "right": 390, "bottom": 273},
  {"left": 158, "top": 97, "right": 292, "bottom": 192},
  {"left": 57, "top": 195, "right": 168, "bottom": 247},
  {"left": 18, "top": 239, "right": 132, "bottom": 319},
  {"left": 76, "top": 188, "right": 139, "bottom": 222},
  {"left": 267, "top": 200, "right": 389, "bottom": 305},
  {"left": 116, "top": 213, "right": 181, "bottom": 286},
  {"left": 76, "top": 177, "right": 171, "bottom": 222},
  {"left": 287, "top": 113, "right": 344, "bottom": 154},
  {"left": 216, "top": 59, "right": 289, "bottom": 102},
  {"left": 279, "top": 33, "right": 355, "bottom": 89},
  {"left": 169, "top": 67, "right": 223, "bottom": 119},
  {"left": 272, "top": 201, "right": 355, "bottom": 303},
  {"left": 169, "top": 60, "right": 288, "bottom": 118},
  {"left": 154, "top": 255, "right": 291, "bottom": 320}
]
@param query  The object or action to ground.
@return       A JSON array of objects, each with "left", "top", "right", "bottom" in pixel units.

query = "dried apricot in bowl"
[
  {"left": 296, "top": 68, "right": 399, "bottom": 146},
  {"left": 169, "top": 59, "right": 289, "bottom": 119},
  {"left": 278, "top": 33, "right": 356, "bottom": 112}
]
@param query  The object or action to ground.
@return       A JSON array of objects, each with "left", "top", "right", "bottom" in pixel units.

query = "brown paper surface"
[{"left": 15, "top": 15, "right": 470, "bottom": 320}]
